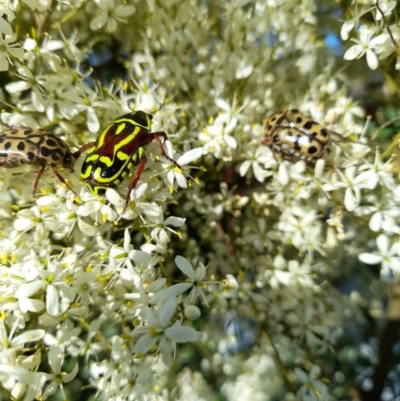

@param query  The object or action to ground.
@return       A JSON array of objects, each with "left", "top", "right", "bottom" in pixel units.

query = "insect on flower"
[
  {"left": 75, "top": 110, "right": 181, "bottom": 211},
  {"left": 262, "top": 109, "right": 349, "bottom": 163},
  {"left": 0, "top": 123, "right": 76, "bottom": 198}
]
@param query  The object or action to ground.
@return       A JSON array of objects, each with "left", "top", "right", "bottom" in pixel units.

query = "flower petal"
[
  {"left": 90, "top": 15, "right": 107, "bottom": 30},
  {"left": 343, "top": 45, "right": 363, "bottom": 60},
  {"left": 48, "top": 346, "right": 63, "bottom": 374},
  {"left": 366, "top": 49, "right": 378, "bottom": 70},
  {"left": 175, "top": 256, "right": 195, "bottom": 280},
  {"left": 165, "top": 324, "right": 202, "bottom": 342},
  {"left": 359, "top": 252, "right": 382, "bottom": 265}
]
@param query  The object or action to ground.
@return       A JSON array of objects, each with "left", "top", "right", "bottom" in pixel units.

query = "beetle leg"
[
  {"left": 0, "top": 122, "right": 38, "bottom": 131},
  {"left": 32, "top": 164, "right": 46, "bottom": 200},
  {"left": 124, "top": 155, "right": 148, "bottom": 211},
  {"left": 151, "top": 132, "right": 181, "bottom": 169},
  {"left": 73, "top": 142, "right": 96, "bottom": 159},
  {"left": 0, "top": 122, "right": 32, "bottom": 130},
  {"left": 329, "top": 129, "right": 349, "bottom": 142},
  {"left": 50, "top": 164, "right": 76, "bottom": 195},
  {"left": 0, "top": 122, "right": 14, "bottom": 130}
]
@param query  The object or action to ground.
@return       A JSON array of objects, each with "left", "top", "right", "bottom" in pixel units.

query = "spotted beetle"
[
  {"left": 75, "top": 110, "right": 181, "bottom": 211},
  {"left": 262, "top": 109, "right": 347, "bottom": 162},
  {"left": 0, "top": 124, "right": 76, "bottom": 197}
]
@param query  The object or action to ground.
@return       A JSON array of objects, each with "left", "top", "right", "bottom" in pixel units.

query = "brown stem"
[{"left": 375, "top": 1, "right": 399, "bottom": 50}]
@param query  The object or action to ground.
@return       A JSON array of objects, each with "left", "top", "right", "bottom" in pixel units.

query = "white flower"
[
  {"left": 109, "top": 228, "right": 152, "bottom": 277},
  {"left": 164, "top": 144, "right": 203, "bottom": 189},
  {"left": 356, "top": 193, "right": 400, "bottom": 234},
  {"left": 22, "top": 37, "right": 61, "bottom": 71},
  {"left": 146, "top": 209, "right": 185, "bottom": 244},
  {"left": 359, "top": 234, "right": 400, "bottom": 281},
  {"left": 199, "top": 97, "right": 248, "bottom": 160},
  {"left": 239, "top": 146, "right": 274, "bottom": 182},
  {"left": 43, "top": 321, "right": 82, "bottom": 349},
  {"left": 0, "top": 365, "right": 45, "bottom": 400},
  {"left": 200, "top": 120, "right": 237, "bottom": 159},
  {"left": 124, "top": 277, "right": 167, "bottom": 311},
  {"left": 69, "top": 85, "right": 100, "bottom": 132},
  {"left": 327, "top": 96, "right": 365, "bottom": 124},
  {"left": 70, "top": 267, "right": 102, "bottom": 306},
  {"left": 42, "top": 346, "right": 78, "bottom": 400},
  {"left": 14, "top": 277, "right": 46, "bottom": 314},
  {"left": 322, "top": 166, "right": 369, "bottom": 211},
  {"left": 59, "top": 30, "right": 82, "bottom": 61},
  {"left": 295, "top": 365, "right": 328, "bottom": 401},
  {"left": 343, "top": 26, "right": 387, "bottom": 70},
  {"left": 357, "top": 149, "right": 394, "bottom": 190},
  {"left": 91, "top": 0, "right": 136, "bottom": 32},
  {"left": 0, "top": 320, "right": 44, "bottom": 353},
  {"left": 152, "top": 256, "right": 212, "bottom": 306},
  {"left": 214, "top": 97, "right": 248, "bottom": 127},
  {"left": 132, "top": 298, "right": 202, "bottom": 366},
  {"left": 13, "top": 206, "right": 52, "bottom": 242},
  {"left": 0, "top": 34, "right": 24, "bottom": 71},
  {"left": 5, "top": 65, "right": 47, "bottom": 112},
  {"left": 77, "top": 191, "right": 118, "bottom": 225}
]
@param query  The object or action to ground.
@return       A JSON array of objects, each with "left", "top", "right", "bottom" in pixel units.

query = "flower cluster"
[
  {"left": 342, "top": 1, "right": 399, "bottom": 70},
  {"left": 0, "top": 0, "right": 398, "bottom": 400}
]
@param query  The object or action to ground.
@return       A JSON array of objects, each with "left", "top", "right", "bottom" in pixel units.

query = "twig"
[{"left": 375, "top": 1, "right": 399, "bottom": 50}]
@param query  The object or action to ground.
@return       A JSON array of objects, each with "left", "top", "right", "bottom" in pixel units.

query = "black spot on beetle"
[
  {"left": 41, "top": 147, "right": 50, "bottom": 157},
  {"left": 296, "top": 116, "right": 302, "bottom": 123},
  {"left": 0, "top": 136, "right": 5, "bottom": 143},
  {"left": 308, "top": 146, "right": 318, "bottom": 154},
  {"left": 17, "top": 142, "right": 25, "bottom": 151},
  {"left": 27, "top": 151, "right": 35, "bottom": 160},
  {"left": 46, "top": 138, "right": 57, "bottom": 147},
  {"left": 0, "top": 152, "right": 8, "bottom": 157},
  {"left": 23, "top": 130, "right": 33, "bottom": 136},
  {"left": 42, "top": 147, "right": 61, "bottom": 162},
  {"left": 291, "top": 109, "right": 299, "bottom": 113},
  {"left": 273, "top": 135, "right": 280, "bottom": 143},
  {"left": 266, "top": 124, "right": 272, "bottom": 131},
  {"left": 4, "top": 142, "right": 12, "bottom": 150},
  {"left": 303, "top": 121, "right": 316, "bottom": 130},
  {"left": 320, "top": 128, "right": 328, "bottom": 137},
  {"left": 286, "top": 131, "right": 293, "bottom": 136}
]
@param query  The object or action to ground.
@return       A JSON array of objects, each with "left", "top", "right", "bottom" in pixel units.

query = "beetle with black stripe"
[{"left": 75, "top": 110, "right": 181, "bottom": 212}]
